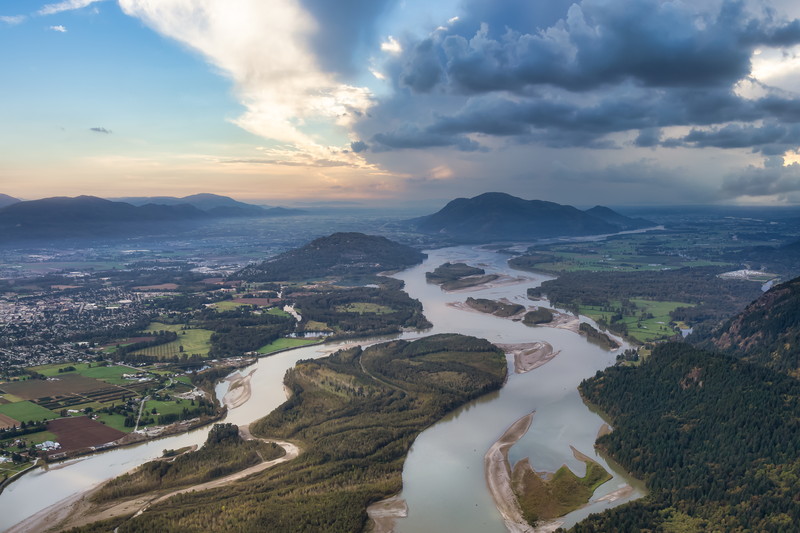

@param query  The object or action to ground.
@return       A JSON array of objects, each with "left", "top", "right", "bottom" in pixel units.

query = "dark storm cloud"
[
  {"left": 399, "top": 0, "right": 800, "bottom": 95},
  {"left": 680, "top": 122, "right": 799, "bottom": 150},
  {"left": 350, "top": 140, "right": 368, "bottom": 153},
  {"left": 372, "top": 125, "right": 482, "bottom": 152},
  {"left": 365, "top": 0, "right": 800, "bottom": 156},
  {"left": 298, "top": 0, "right": 394, "bottom": 77},
  {"left": 635, "top": 128, "right": 662, "bottom": 148}
]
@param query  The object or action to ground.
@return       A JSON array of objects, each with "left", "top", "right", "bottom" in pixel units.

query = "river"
[{"left": 1, "top": 244, "right": 644, "bottom": 532}]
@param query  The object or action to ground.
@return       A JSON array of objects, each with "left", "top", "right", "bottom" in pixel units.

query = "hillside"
[
  {"left": 0, "top": 194, "right": 20, "bottom": 208},
  {"left": 583, "top": 205, "right": 655, "bottom": 230},
  {"left": 235, "top": 232, "right": 427, "bottom": 281},
  {"left": 710, "top": 276, "right": 800, "bottom": 376},
  {"left": 577, "top": 343, "right": 800, "bottom": 532},
  {"left": 411, "top": 192, "right": 647, "bottom": 243},
  {"left": 0, "top": 196, "right": 208, "bottom": 241}
]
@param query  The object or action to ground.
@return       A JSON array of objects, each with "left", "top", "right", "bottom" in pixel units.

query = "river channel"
[{"left": 1, "top": 245, "right": 644, "bottom": 532}]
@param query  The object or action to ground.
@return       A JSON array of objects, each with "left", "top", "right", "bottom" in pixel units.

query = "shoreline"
[
  {"left": 484, "top": 411, "right": 536, "bottom": 533},
  {"left": 8, "top": 425, "right": 301, "bottom": 533}
]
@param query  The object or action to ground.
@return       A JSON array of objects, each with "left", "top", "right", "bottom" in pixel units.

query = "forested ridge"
[
  {"left": 70, "top": 334, "right": 506, "bottom": 533},
  {"left": 234, "top": 232, "right": 426, "bottom": 282},
  {"left": 710, "top": 275, "right": 800, "bottom": 376},
  {"left": 574, "top": 343, "right": 800, "bottom": 532}
]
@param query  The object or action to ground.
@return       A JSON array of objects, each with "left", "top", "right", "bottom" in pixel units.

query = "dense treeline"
[
  {"left": 574, "top": 343, "right": 800, "bottom": 532},
  {"left": 577, "top": 323, "right": 619, "bottom": 350},
  {"left": 709, "top": 276, "right": 800, "bottom": 376},
  {"left": 198, "top": 308, "right": 296, "bottom": 357},
  {"left": 522, "top": 308, "right": 554, "bottom": 325},
  {"left": 235, "top": 232, "right": 426, "bottom": 282},
  {"left": 92, "top": 423, "right": 284, "bottom": 503},
  {"left": 78, "top": 334, "right": 505, "bottom": 533},
  {"left": 294, "top": 287, "right": 431, "bottom": 335},
  {"left": 425, "top": 262, "right": 484, "bottom": 284},
  {"left": 528, "top": 267, "right": 762, "bottom": 334},
  {"left": 466, "top": 297, "right": 525, "bottom": 317}
]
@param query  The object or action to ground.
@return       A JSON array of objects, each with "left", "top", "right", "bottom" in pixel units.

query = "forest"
[
  {"left": 91, "top": 423, "right": 284, "bottom": 502},
  {"left": 293, "top": 286, "right": 431, "bottom": 336},
  {"left": 528, "top": 267, "right": 762, "bottom": 337},
  {"left": 574, "top": 343, "right": 800, "bottom": 532},
  {"left": 69, "top": 334, "right": 506, "bottom": 533}
]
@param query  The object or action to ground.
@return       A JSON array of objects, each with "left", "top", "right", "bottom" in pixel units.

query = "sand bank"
[
  {"left": 496, "top": 342, "right": 561, "bottom": 374},
  {"left": 223, "top": 369, "right": 256, "bottom": 409},
  {"left": 484, "top": 412, "right": 536, "bottom": 533},
  {"left": 366, "top": 495, "right": 408, "bottom": 533}
]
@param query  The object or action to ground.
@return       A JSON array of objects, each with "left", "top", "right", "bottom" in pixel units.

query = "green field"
[
  {"left": 96, "top": 412, "right": 131, "bottom": 432},
  {"left": 334, "top": 302, "right": 394, "bottom": 314},
  {"left": 144, "top": 399, "right": 190, "bottom": 418},
  {"left": 135, "top": 323, "right": 213, "bottom": 359},
  {"left": 0, "top": 401, "right": 58, "bottom": 423},
  {"left": 266, "top": 307, "right": 291, "bottom": 317},
  {"left": 581, "top": 299, "right": 693, "bottom": 343},
  {"left": 212, "top": 300, "right": 253, "bottom": 311},
  {"left": 33, "top": 362, "right": 141, "bottom": 385},
  {"left": 257, "top": 338, "right": 320, "bottom": 355}
]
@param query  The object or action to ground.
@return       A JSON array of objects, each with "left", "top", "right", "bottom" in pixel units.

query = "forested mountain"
[
  {"left": 410, "top": 192, "right": 649, "bottom": 243},
  {"left": 576, "top": 343, "right": 800, "bottom": 532},
  {"left": 710, "top": 275, "right": 800, "bottom": 376},
  {"left": 0, "top": 196, "right": 208, "bottom": 240},
  {"left": 235, "top": 232, "right": 427, "bottom": 281}
]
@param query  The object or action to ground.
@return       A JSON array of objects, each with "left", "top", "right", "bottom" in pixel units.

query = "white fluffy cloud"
[
  {"left": 49, "top": 25, "right": 67, "bottom": 32},
  {"left": 119, "top": 0, "right": 374, "bottom": 166}
]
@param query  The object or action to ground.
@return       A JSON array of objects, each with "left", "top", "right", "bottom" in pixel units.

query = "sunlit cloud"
[
  {"left": 49, "top": 25, "right": 67, "bottom": 32},
  {"left": 380, "top": 36, "right": 402, "bottom": 54},
  {"left": 38, "top": 0, "right": 106, "bottom": 16},
  {"left": 119, "top": 0, "right": 375, "bottom": 168}
]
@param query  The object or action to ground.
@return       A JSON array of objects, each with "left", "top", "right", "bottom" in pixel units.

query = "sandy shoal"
[
  {"left": 484, "top": 412, "right": 536, "bottom": 533},
  {"left": 223, "top": 369, "right": 256, "bottom": 409},
  {"left": 496, "top": 342, "right": 561, "bottom": 374}
]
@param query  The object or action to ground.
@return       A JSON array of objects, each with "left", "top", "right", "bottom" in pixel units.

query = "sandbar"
[
  {"left": 496, "top": 342, "right": 561, "bottom": 374},
  {"left": 484, "top": 411, "right": 536, "bottom": 533}
]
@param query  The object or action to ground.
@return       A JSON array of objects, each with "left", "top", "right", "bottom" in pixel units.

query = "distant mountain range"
[
  {"left": 235, "top": 232, "right": 427, "bottom": 281},
  {"left": 111, "top": 193, "right": 305, "bottom": 218},
  {"left": 0, "top": 194, "right": 304, "bottom": 242},
  {"left": 0, "top": 194, "right": 20, "bottom": 208},
  {"left": 411, "top": 192, "right": 655, "bottom": 243}
]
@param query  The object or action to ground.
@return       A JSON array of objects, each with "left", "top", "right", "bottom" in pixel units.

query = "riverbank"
[
  {"left": 484, "top": 411, "right": 536, "bottom": 533},
  {"left": 7, "top": 425, "right": 300, "bottom": 533}
]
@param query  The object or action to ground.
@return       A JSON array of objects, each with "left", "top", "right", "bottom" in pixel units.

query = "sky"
[{"left": 3, "top": 0, "right": 800, "bottom": 207}]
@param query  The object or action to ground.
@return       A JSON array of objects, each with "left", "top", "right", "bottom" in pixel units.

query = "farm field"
[
  {"left": 257, "top": 338, "right": 320, "bottom": 355},
  {"left": 134, "top": 322, "right": 213, "bottom": 359},
  {"left": 0, "top": 401, "right": 57, "bottom": 424},
  {"left": 47, "top": 416, "right": 126, "bottom": 453},
  {"left": 33, "top": 362, "right": 143, "bottom": 385},
  {"left": 581, "top": 299, "right": 693, "bottom": 343}
]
